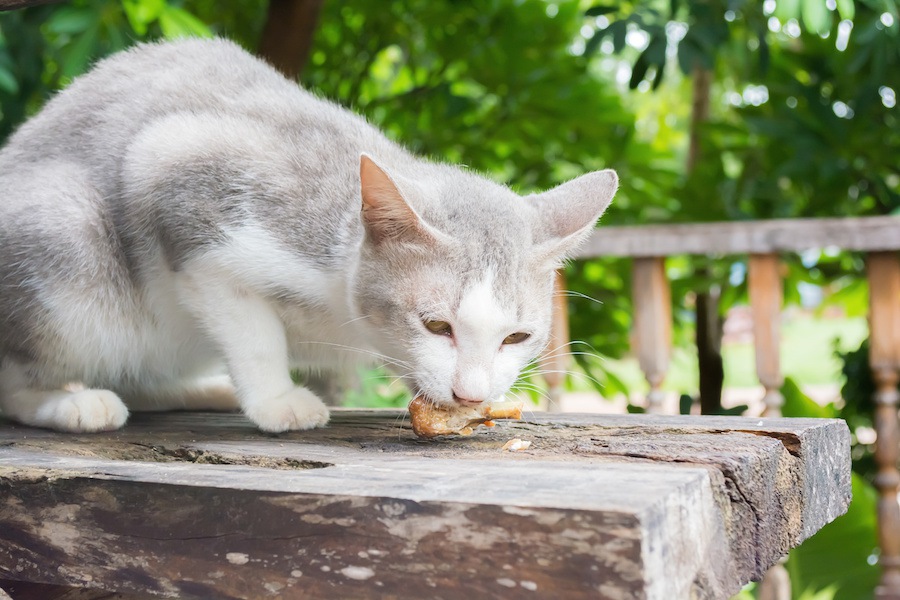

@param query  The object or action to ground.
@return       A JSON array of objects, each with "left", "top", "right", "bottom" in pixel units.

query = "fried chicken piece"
[{"left": 408, "top": 396, "right": 524, "bottom": 438}]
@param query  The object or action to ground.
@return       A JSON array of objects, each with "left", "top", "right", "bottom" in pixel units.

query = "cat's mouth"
[{"left": 452, "top": 393, "right": 484, "bottom": 407}]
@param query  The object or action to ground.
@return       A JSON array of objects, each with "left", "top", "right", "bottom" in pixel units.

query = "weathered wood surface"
[
  {"left": 578, "top": 216, "right": 900, "bottom": 258},
  {"left": 0, "top": 410, "right": 850, "bottom": 600}
]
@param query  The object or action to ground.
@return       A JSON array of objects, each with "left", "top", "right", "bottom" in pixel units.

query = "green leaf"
[
  {"left": 158, "top": 6, "right": 212, "bottom": 40},
  {"left": 802, "top": 0, "right": 832, "bottom": 35},
  {"left": 585, "top": 5, "right": 618, "bottom": 17},
  {"left": 629, "top": 53, "right": 649, "bottom": 89},
  {"left": 787, "top": 473, "right": 879, "bottom": 600},
  {"left": 775, "top": 0, "right": 801, "bottom": 21},
  {"left": 645, "top": 32, "right": 667, "bottom": 65},
  {"left": 0, "top": 65, "right": 18, "bottom": 94},
  {"left": 758, "top": 32, "right": 770, "bottom": 73},
  {"left": 584, "top": 30, "right": 605, "bottom": 56},
  {"left": 781, "top": 377, "right": 837, "bottom": 419},
  {"left": 45, "top": 6, "right": 97, "bottom": 35},
  {"left": 60, "top": 23, "right": 99, "bottom": 79},
  {"left": 122, "top": 0, "right": 166, "bottom": 36},
  {"left": 835, "top": 0, "right": 855, "bottom": 21},
  {"left": 608, "top": 20, "right": 627, "bottom": 53}
]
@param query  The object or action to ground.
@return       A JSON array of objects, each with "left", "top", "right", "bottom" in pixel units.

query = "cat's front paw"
[
  {"left": 244, "top": 387, "right": 330, "bottom": 433},
  {"left": 34, "top": 389, "right": 129, "bottom": 433}
]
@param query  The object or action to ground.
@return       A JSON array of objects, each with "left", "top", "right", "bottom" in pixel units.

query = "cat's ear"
[
  {"left": 526, "top": 169, "right": 618, "bottom": 264},
  {"left": 359, "top": 154, "right": 444, "bottom": 248}
]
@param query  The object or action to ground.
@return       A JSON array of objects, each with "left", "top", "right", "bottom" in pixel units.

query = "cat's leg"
[
  {"left": 0, "top": 360, "right": 129, "bottom": 432},
  {"left": 178, "top": 275, "right": 329, "bottom": 432}
]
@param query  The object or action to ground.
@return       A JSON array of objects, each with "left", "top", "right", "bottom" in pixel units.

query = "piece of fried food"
[{"left": 408, "top": 396, "right": 524, "bottom": 438}]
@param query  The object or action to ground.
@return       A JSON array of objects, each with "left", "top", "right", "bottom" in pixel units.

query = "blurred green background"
[{"left": 1, "top": 0, "right": 898, "bottom": 597}]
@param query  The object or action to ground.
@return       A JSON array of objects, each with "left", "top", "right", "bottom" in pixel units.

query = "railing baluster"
[
  {"left": 632, "top": 257, "right": 672, "bottom": 414},
  {"left": 868, "top": 251, "right": 900, "bottom": 599},
  {"left": 540, "top": 271, "right": 570, "bottom": 413},
  {"left": 749, "top": 254, "right": 785, "bottom": 417}
]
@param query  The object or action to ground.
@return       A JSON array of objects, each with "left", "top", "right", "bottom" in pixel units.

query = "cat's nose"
[{"left": 452, "top": 392, "right": 484, "bottom": 407}]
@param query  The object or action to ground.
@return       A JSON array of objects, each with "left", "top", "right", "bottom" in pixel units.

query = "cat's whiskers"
[
  {"left": 338, "top": 314, "right": 373, "bottom": 328},
  {"left": 293, "top": 341, "right": 412, "bottom": 370},
  {"left": 552, "top": 290, "right": 604, "bottom": 305}
]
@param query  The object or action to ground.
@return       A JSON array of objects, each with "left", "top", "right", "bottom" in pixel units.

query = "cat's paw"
[
  {"left": 34, "top": 389, "right": 129, "bottom": 432},
  {"left": 244, "top": 387, "right": 330, "bottom": 433}
]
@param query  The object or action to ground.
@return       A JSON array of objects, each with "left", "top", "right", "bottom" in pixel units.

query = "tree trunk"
[
  {"left": 687, "top": 67, "right": 724, "bottom": 415},
  {"left": 696, "top": 280, "right": 724, "bottom": 415},
  {"left": 258, "top": 0, "right": 324, "bottom": 79}
]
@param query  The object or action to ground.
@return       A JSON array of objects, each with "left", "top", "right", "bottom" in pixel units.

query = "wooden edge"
[{"left": 578, "top": 216, "right": 900, "bottom": 258}]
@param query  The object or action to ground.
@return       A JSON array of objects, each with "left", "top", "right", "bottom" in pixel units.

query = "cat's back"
[{"left": 0, "top": 38, "right": 371, "bottom": 176}]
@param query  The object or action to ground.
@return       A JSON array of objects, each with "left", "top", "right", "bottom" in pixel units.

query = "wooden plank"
[
  {"left": 749, "top": 254, "right": 785, "bottom": 417},
  {"left": 0, "top": 578, "right": 152, "bottom": 599},
  {"left": 0, "top": 411, "right": 850, "bottom": 600},
  {"left": 868, "top": 252, "right": 900, "bottom": 599},
  {"left": 632, "top": 257, "right": 672, "bottom": 413},
  {"left": 578, "top": 216, "right": 900, "bottom": 258}
]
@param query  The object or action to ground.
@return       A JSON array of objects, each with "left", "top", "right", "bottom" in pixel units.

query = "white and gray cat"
[{"left": 0, "top": 38, "right": 617, "bottom": 433}]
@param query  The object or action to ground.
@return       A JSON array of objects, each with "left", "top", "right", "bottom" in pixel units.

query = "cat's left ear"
[
  {"left": 359, "top": 153, "right": 446, "bottom": 248},
  {"left": 526, "top": 169, "right": 618, "bottom": 264}
]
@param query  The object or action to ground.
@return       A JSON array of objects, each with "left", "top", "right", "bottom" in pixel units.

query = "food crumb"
[{"left": 502, "top": 438, "right": 532, "bottom": 452}]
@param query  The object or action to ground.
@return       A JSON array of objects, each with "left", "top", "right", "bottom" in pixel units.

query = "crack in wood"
[
  {"left": 127, "top": 443, "right": 333, "bottom": 470},
  {"left": 732, "top": 430, "right": 802, "bottom": 457}
]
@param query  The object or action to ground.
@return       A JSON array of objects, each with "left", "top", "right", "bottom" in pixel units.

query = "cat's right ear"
[
  {"left": 526, "top": 169, "right": 618, "bottom": 265},
  {"left": 359, "top": 154, "right": 443, "bottom": 248}
]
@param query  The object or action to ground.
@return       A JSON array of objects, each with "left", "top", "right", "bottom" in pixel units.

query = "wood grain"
[{"left": 0, "top": 410, "right": 850, "bottom": 600}]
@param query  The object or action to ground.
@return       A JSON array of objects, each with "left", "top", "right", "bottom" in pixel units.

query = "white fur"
[{"left": 414, "top": 272, "right": 532, "bottom": 405}]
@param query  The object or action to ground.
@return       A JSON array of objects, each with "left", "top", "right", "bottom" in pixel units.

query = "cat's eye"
[
  {"left": 502, "top": 332, "right": 531, "bottom": 345},
  {"left": 424, "top": 320, "right": 453, "bottom": 336}
]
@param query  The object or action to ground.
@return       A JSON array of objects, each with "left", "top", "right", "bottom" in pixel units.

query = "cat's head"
[{"left": 351, "top": 154, "right": 617, "bottom": 408}]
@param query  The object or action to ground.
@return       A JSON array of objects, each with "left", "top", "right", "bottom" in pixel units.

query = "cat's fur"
[{"left": 0, "top": 38, "right": 617, "bottom": 433}]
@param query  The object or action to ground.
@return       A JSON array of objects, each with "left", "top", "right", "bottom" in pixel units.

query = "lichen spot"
[
  {"left": 226, "top": 553, "right": 249, "bottom": 565},
  {"left": 341, "top": 566, "right": 375, "bottom": 580}
]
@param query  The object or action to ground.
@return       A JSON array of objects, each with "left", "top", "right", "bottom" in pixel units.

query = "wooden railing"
[{"left": 549, "top": 215, "right": 900, "bottom": 598}]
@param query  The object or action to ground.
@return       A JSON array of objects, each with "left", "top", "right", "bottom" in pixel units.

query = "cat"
[{"left": 0, "top": 38, "right": 617, "bottom": 433}]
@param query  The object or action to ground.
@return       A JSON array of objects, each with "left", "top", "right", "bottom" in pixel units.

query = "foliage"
[{"left": 780, "top": 378, "right": 881, "bottom": 600}]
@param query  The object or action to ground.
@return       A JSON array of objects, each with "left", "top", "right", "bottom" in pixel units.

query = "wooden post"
[
  {"left": 632, "top": 257, "right": 672, "bottom": 413},
  {"left": 750, "top": 254, "right": 790, "bottom": 600},
  {"left": 869, "top": 252, "right": 900, "bottom": 599},
  {"left": 749, "top": 254, "right": 785, "bottom": 417},
  {"left": 539, "top": 271, "right": 570, "bottom": 413}
]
